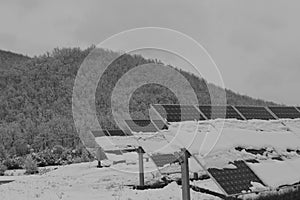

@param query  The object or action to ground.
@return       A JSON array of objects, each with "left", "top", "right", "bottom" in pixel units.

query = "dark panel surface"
[
  {"left": 199, "top": 105, "right": 244, "bottom": 120},
  {"left": 152, "top": 120, "right": 168, "bottom": 130},
  {"left": 125, "top": 120, "right": 158, "bottom": 133},
  {"left": 208, "top": 160, "right": 265, "bottom": 195},
  {"left": 91, "top": 130, "right": 129, "bottom": 137},
  {"left": 106, "top": 129, "right": 129, "bottom": 136},
  {"left": 235, "top": 106, "right": 275, "bottom": 120},
  {"left": 150, "top": 153, "right": 178, "bottom": 167},
  {"left": 268, "top": 106, "right": 300, "bottom": 119},
  {"left": 152, "top": 104, "right": 205, "bottom": 122},
  {"left": 91, "top": 130, "right": 108, "bottom": 137}
]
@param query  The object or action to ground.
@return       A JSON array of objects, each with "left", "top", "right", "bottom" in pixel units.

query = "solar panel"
[
  {"left": 104, "top": 149, "right": 123, "bottom": 155},
  {"left": 235, "top": 106, "right": 275, "bottom": 120},
  {"left": 268, "top": 107, "right": 300, "bottom": 119},
  {"left": 208, "top": 160, "right": 265, "bottom": 195},
  {"left": 91, "top": 130, "right": 129, "bottom": 137},
  {"left": 152, "top": 104, "right": 205, "bottom": 122},
  {"left": 150, "top": 153, "right": 179, "bottom": 167},
  {"left": 125, "top": 120, "right": 158, "bottom": 133},
  {"left": 152, "top": 120, "right": 168, "bottom": 130},
  {"left": 104, "top": 148, "right": 136, "bottom": 154},
  {"left": 106, "top": 130, "right": 129, "bottom": 136},
  {"left": 91, "top": 130, "right": 108, "bottom": 137},
  {"left": 198, "top": 105, "right": 244, "bottom": 120}
]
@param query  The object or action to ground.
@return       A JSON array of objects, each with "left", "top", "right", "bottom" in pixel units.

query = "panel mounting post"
[
  {"left": 137, "top": 146, "right": 145, "bottom": 187},
  {"left": 179, "top": 148, "right": 191, "bottom": 200}
]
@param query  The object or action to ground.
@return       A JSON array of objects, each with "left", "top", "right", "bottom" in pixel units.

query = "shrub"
[
  {"left": 0, "top": 164, "right": 7, "bottom": 176},
  {"left": 72, "top": 157, "right": 82, "bottom": 163},
  {"left": 52, "top": 145, "right": 64, "bottom": 156},
  {"left": 3, "top": 157, "right": 24, "bottom": 170},
  {"left": 24, "top": 156, "right": 39, "bottom": 175},
  {"left": 36, "top": 149, "right": 56, "bottom": 166}
]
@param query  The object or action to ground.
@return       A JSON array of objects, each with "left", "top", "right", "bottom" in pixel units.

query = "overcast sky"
[{"left": 0, "top": 0, "right": 299, "bottom": 105}]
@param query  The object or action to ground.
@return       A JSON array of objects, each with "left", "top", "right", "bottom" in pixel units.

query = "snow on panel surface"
[
  {"left": 95, "top": 136, "right": 139, "bottom": 151},
  {"left": 94, "top": 119, "right": 300, "bottom": 188},
  {"left": 95, "top": 120, "right": 300, "bottom": 167},
  {"left": 160, "top": 120, "right": 300, "bottom": 157},
  {"left": 249, "top": 158, "right": 300, "bottom": 188}
]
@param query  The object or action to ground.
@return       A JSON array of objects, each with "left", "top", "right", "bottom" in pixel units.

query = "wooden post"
[
  {"left": 180, "top": 148, "right": 191, "bottom": 200},
  {"left": 193, "top": 172, "right": 199, "bottom": 180},
  {"left": 96, "top": 147, "right": 106, "bottom": 168},
  {"left": 137, "top": 146, "right": 145, "bottom": 187},
  {"left": 97, "top": 160, "right": 102, "bottom": 168}
]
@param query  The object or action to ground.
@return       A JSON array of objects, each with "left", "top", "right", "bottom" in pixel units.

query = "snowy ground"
[
  {"left": 1, "top": 119, "right": 300, "bottom": 199},
  {"left": 0, "top": 161, "right": 221, "bottom": 200}
]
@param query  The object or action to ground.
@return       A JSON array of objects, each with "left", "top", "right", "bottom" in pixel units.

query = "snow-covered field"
[
  {"left": 0, "top": 161, "right": 221, "bottom": 200},
  {"left": 1, "top": 119, "right": 300, "bottom": 200}
]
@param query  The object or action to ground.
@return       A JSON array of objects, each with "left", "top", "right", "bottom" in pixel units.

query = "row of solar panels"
[
  {"left": 92, "top": 105, "right": 300, "bottom": 134},
  {"left": 91, "top": 120, "right": 168, "bottom": 136},
  {"left": 152, "top": 104, "right": 300, "bottom": 122}
]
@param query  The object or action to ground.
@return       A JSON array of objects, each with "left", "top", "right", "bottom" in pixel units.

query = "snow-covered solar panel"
[
  {"left": 268, "top": 106, "right": 300, "bottom": 119},
  {"left": 150, "top": 153, "right": 178, "bottom": 167},
  {"left": 208, "top": 160, "right": 265, "bottom": 195},
  {"left": 198, "top": 105, "right": 244, "bottom": 120},
  {"left": 125, "top": 120, "right": 158, "bottom": 133},
  {"left": 249, "top": 157, "right": 300, "bottom": 188},
  {"left": 152, "top": 104, "right": 205, "bottom": 122},
  {"left": 235, "top": 106, "right": 275, "bottom": 120}
]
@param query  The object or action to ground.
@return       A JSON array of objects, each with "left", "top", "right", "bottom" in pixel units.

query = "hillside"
[
  {"left": 0, "top": 47, "right": 277, "bottom": 158},
  {"left": 0, "top": 50, "right": 30, "bottom": 70}
]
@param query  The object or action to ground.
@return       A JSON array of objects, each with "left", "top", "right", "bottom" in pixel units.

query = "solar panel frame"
[
  {"left": 152, "top": 104, "right": 205, "bottom": 122},
  {"left": 125, "top": 120, "right": 159, "bottom": 133},
  {"left": 198, "top": 105, "right": 244, "bottom": 120},
  {"left": 235, "top": 106, "right": 276, "bottom": 120},
  {"left": 268, "top": 106, "right": 300, "bottom": 119},
  {"left": 208, "top": 160, "right": 265, "bottom": 195}
]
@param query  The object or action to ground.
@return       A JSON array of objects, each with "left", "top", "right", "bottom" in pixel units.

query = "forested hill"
[
  {"left": 0, "top": 47, "right": 277, "bottom": 155},
  {"left": 0, "top": 49, "right": 30, "bottom": 70}
]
